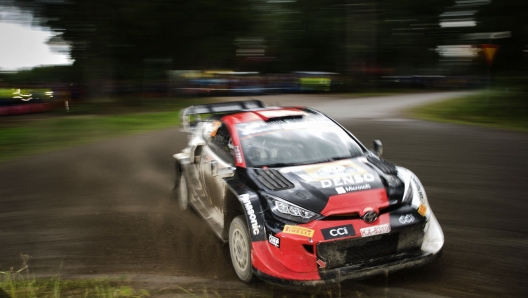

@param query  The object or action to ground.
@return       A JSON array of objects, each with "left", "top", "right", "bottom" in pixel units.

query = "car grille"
[
  {"left": 316, "top": 226, "right": 424, "bottom": 270},
  {"left": 254, "top": 168, "right": 294, "bottom": 190}
]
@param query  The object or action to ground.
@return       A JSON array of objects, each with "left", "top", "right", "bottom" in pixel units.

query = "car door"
[{"left": 199, "top": 122, "right": 234, "bottom": 218}]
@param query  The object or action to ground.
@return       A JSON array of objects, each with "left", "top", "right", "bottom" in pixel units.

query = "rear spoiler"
[{"left": 180, "top": 99, "right": 266, "bottom": 132}]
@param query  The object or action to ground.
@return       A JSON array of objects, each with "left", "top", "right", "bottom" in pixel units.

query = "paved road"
[{"left": 1, "top": 92, "right": 527, "bottom": 297}]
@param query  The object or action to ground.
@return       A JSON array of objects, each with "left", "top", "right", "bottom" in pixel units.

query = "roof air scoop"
[
  {"left": 252, "top": 109, "right": 305, "bottom": 122},
  {"left": 180, "top": 99, "right": 266, "bottom": 133}
]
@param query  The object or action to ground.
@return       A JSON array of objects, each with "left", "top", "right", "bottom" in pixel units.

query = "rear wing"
[{"left": 180, "top": 99, "right": 266, "bottom": 132}]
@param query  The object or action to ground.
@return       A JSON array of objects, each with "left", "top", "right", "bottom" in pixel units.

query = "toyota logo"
[{"left": 362, "top": 211, "right": 378, "bottom": 223}]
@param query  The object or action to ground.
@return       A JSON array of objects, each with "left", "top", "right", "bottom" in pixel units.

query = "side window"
[{"left": 209, "top": 124, "right": 234, "bottom": 163}]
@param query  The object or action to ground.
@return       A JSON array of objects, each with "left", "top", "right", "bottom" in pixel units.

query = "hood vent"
[
  {"left": 254, "top": 169, "right": 294, "bottom": 190},
  {"left": 367, "top": 155, "right": 398, "bottom": 175},
  {"left": 366, "top": 155, "right": 403, "bottom": 203}
]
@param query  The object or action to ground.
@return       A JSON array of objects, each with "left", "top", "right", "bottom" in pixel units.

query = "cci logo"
[
  {"left": 399, "top": 214, "right": 415, "bottom": 224},
  {"left": 321, "top": 224, "right": 355, "bottom": 240}
]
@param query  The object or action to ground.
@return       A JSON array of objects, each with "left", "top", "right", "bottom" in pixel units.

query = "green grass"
[
  {"left": 1, "top": 252, "right": 344, "bottom": 297},
  {"left": 328, "top": 89, "right": 437, "bottom": 98},
  {"left": 408, "top": 90, "right": 528, "bottom": 132},
  {"left": 0, "top": 111, "right": 182, "bottom": 162},
  {"left": 0, "top": 96, "right": 223, "bottom": 163},
  {"left": 0, "top": 255, "right": 149, "bottom": 298}
]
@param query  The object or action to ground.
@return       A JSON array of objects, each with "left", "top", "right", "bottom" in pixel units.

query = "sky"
[{"left": 0, "top": 4, "right": 72, "bottom": 71}]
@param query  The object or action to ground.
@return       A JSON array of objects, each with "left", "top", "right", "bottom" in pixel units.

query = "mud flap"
[{"left": 180, "top": 157, "right": 207, "bottom": 202}]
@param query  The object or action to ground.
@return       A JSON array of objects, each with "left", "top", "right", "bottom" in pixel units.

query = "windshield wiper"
[
  {"left": 262, "top": 156, "right": 353, "bottom": 168},
  {"left": 329, "top": 155, "right": 352, "bottom": 161},
  {"left": 314, "top": 156, "right": 352, "bottom": 163},
  {"left": 262, "top": 162, "right": 293, "bottom": 168}
]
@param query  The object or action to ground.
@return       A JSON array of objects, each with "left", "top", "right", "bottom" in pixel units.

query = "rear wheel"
[
  {"left": 229, "top": 215, "right": 253, "bottom": 282},
  {"left": 176, "top": 172, "right": 189, "bottom": 210}
]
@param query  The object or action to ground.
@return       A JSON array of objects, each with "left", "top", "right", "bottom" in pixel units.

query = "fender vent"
[
  {"left": 366, "top": 155, "right": 403, "bottom": 203},
  {"left": 254, "top": 169, "right": 294, "bottom": 190},
  {"left": 367, "top": 155, "right": 398, "bottom": 175}
]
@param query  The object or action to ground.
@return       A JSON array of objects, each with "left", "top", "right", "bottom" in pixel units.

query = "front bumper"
[
  {"left": 250, "top": 208, "right": 444, "bottom": 285},
  {"left": 254, "top": 249, "right": 441, "bottom": 286}
]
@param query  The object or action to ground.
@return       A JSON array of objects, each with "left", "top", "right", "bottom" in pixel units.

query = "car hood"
[{"left": 247, "top": 156, "right": 396, "bottom": 216}]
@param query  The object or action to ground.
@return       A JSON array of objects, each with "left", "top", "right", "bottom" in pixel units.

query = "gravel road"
[{"left": 1, "top": 92, "right": 526, "bottom": 297}]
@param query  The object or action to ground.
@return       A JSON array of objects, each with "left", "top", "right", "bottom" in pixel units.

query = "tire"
[
  {"left": 229, "top": 215, "right": 253, "bottom": 283},
  {"left": 176, "top": 172, "right": 189, "bottom": 210}
]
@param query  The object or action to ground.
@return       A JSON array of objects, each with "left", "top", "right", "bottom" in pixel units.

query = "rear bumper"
[{"left": 253, "top": 249, "right": 441, "bottom": 286}]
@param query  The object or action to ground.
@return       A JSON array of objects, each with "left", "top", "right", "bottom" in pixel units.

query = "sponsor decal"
[
  {"left": 316, "top": 165, "right": 357, "bottom": 177},
  {"left": 399, "top": 214, "right": 415, "bottom": 224},
  {"left": 321, "top": 224, "right": 355, "bottom": 240},
  {"left": 234, "top": 146, "right": 243, "bottom": 164},
  {"left": 360, "top": 223, "right": 391, "bottom": 237},
  {"left": 320, "top": 173, "right": 375, "bottom": 189},
  {"left": 335, "top": 183, "right": 371, "bottom": 194},
  {"left": 316, "top": 259, "right": 327, "bottom": 269},
  {"left": 283, "top": 225, "right": 315, "bottom": 237},
  {"left": 240, "top": 194, "right": 260, "bottom": 235},
  {"left": 285, "top": 160, "right": 384, "bottom": 192},
  {"left": 237, "top": 118, "right": 333, "bottom": 137},
  {"left": 268, "top": 233, "right": 280, "bottom": 248},
  {"left": 302, "top": 160, "right": 367, "bottom": 180},
  {"left": 238, "top": 122, "right": 277, "bottom": 136},
  {"left": 418, "top": 204, "right": 427, "bottom": 217},
  {"left": 411, "top": 176, "right": 425, "bottom": 204}
]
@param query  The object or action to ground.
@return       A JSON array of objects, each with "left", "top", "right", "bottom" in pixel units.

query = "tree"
[{"left": 12, "top": 0, "right": 254, "bottom": 83}]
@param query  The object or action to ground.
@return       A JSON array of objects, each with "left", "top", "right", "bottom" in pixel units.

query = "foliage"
[
  {"left": 6, "top": 0, "right": 528, "bottom": 83},
  {"left": 0, "top": 65, "right": 76, "bottom": 85},
  {"left": 475, "top": 0, "right": 528, "bottom": 75},
  {"left": 13, "top": 0, "right": 254, "bottom": 80}
]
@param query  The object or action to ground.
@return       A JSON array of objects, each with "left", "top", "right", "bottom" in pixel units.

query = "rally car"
[{"left": 173, "top": 100, "right": 443, "bottom": 285}]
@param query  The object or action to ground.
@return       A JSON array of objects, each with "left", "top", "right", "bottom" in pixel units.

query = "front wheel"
[{"left": 229, "top": 215, "right": 253, "bottom": 282}]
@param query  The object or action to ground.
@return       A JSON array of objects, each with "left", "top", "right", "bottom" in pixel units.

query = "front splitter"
[{"left": 253, "top": 250, "right": 442, "bottom": 286}]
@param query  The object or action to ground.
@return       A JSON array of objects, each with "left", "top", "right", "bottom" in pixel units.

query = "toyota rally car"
[{"left": 173, "top": 100, "right": 443, "bottom": 285}]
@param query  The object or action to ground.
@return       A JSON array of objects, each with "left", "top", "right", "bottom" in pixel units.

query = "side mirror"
[
  {"left": 211, "top": 160, "right": 218, "bottom": 176},
  {"left": 373, "top": 140, "right": 383, "bottom": 157},
  {"left": 211, "top": 160, "right": 236, "bottom": 178},
  {"left": 191, "top": 142, "right": 205, "bottom": 164}
]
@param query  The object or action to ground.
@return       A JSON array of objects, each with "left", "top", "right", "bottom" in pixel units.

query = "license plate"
[{"left": 360, "top": 223, "right": 391, "bottom": 237}]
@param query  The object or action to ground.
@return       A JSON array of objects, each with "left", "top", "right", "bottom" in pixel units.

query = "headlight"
[{"left": 264, "top": 193, "right": 320, "bottom": 223}]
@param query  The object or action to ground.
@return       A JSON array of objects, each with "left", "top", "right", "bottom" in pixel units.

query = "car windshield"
[{"left": 236, "top": 116, "right": 364, "bottom": 167}]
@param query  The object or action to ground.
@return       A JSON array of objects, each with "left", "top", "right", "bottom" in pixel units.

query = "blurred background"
[
  {"left": 1, "top": 2, "right": 528, "bottom": 297},
  {"left": 0, "top": 0, "right": 526, "bottom": 110}
]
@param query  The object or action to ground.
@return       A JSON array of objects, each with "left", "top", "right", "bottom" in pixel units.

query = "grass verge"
[
  {"left": 0, "top": 255, "right": 149, "bottom": 298},
  {"left": 0, "top": 96, "right": 222, "bottom": 163},
  {"left": 408, "top": 90, "right": 528, "bottom": 132},
  {"left": 0, "top": 111, "right": 181, "bottom": 163}
]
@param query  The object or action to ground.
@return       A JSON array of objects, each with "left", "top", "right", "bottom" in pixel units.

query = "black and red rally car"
[{"left": 173, "top": 100, "right": 443, "bottom": 285}]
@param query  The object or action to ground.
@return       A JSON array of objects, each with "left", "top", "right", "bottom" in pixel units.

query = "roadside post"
[{"left": 481, "top": 44, "right": 499, "bottom": 103}]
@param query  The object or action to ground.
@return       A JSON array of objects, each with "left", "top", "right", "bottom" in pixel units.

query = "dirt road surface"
[{"left": 1, "top": 92, "right": 527, "bottom": 297}]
